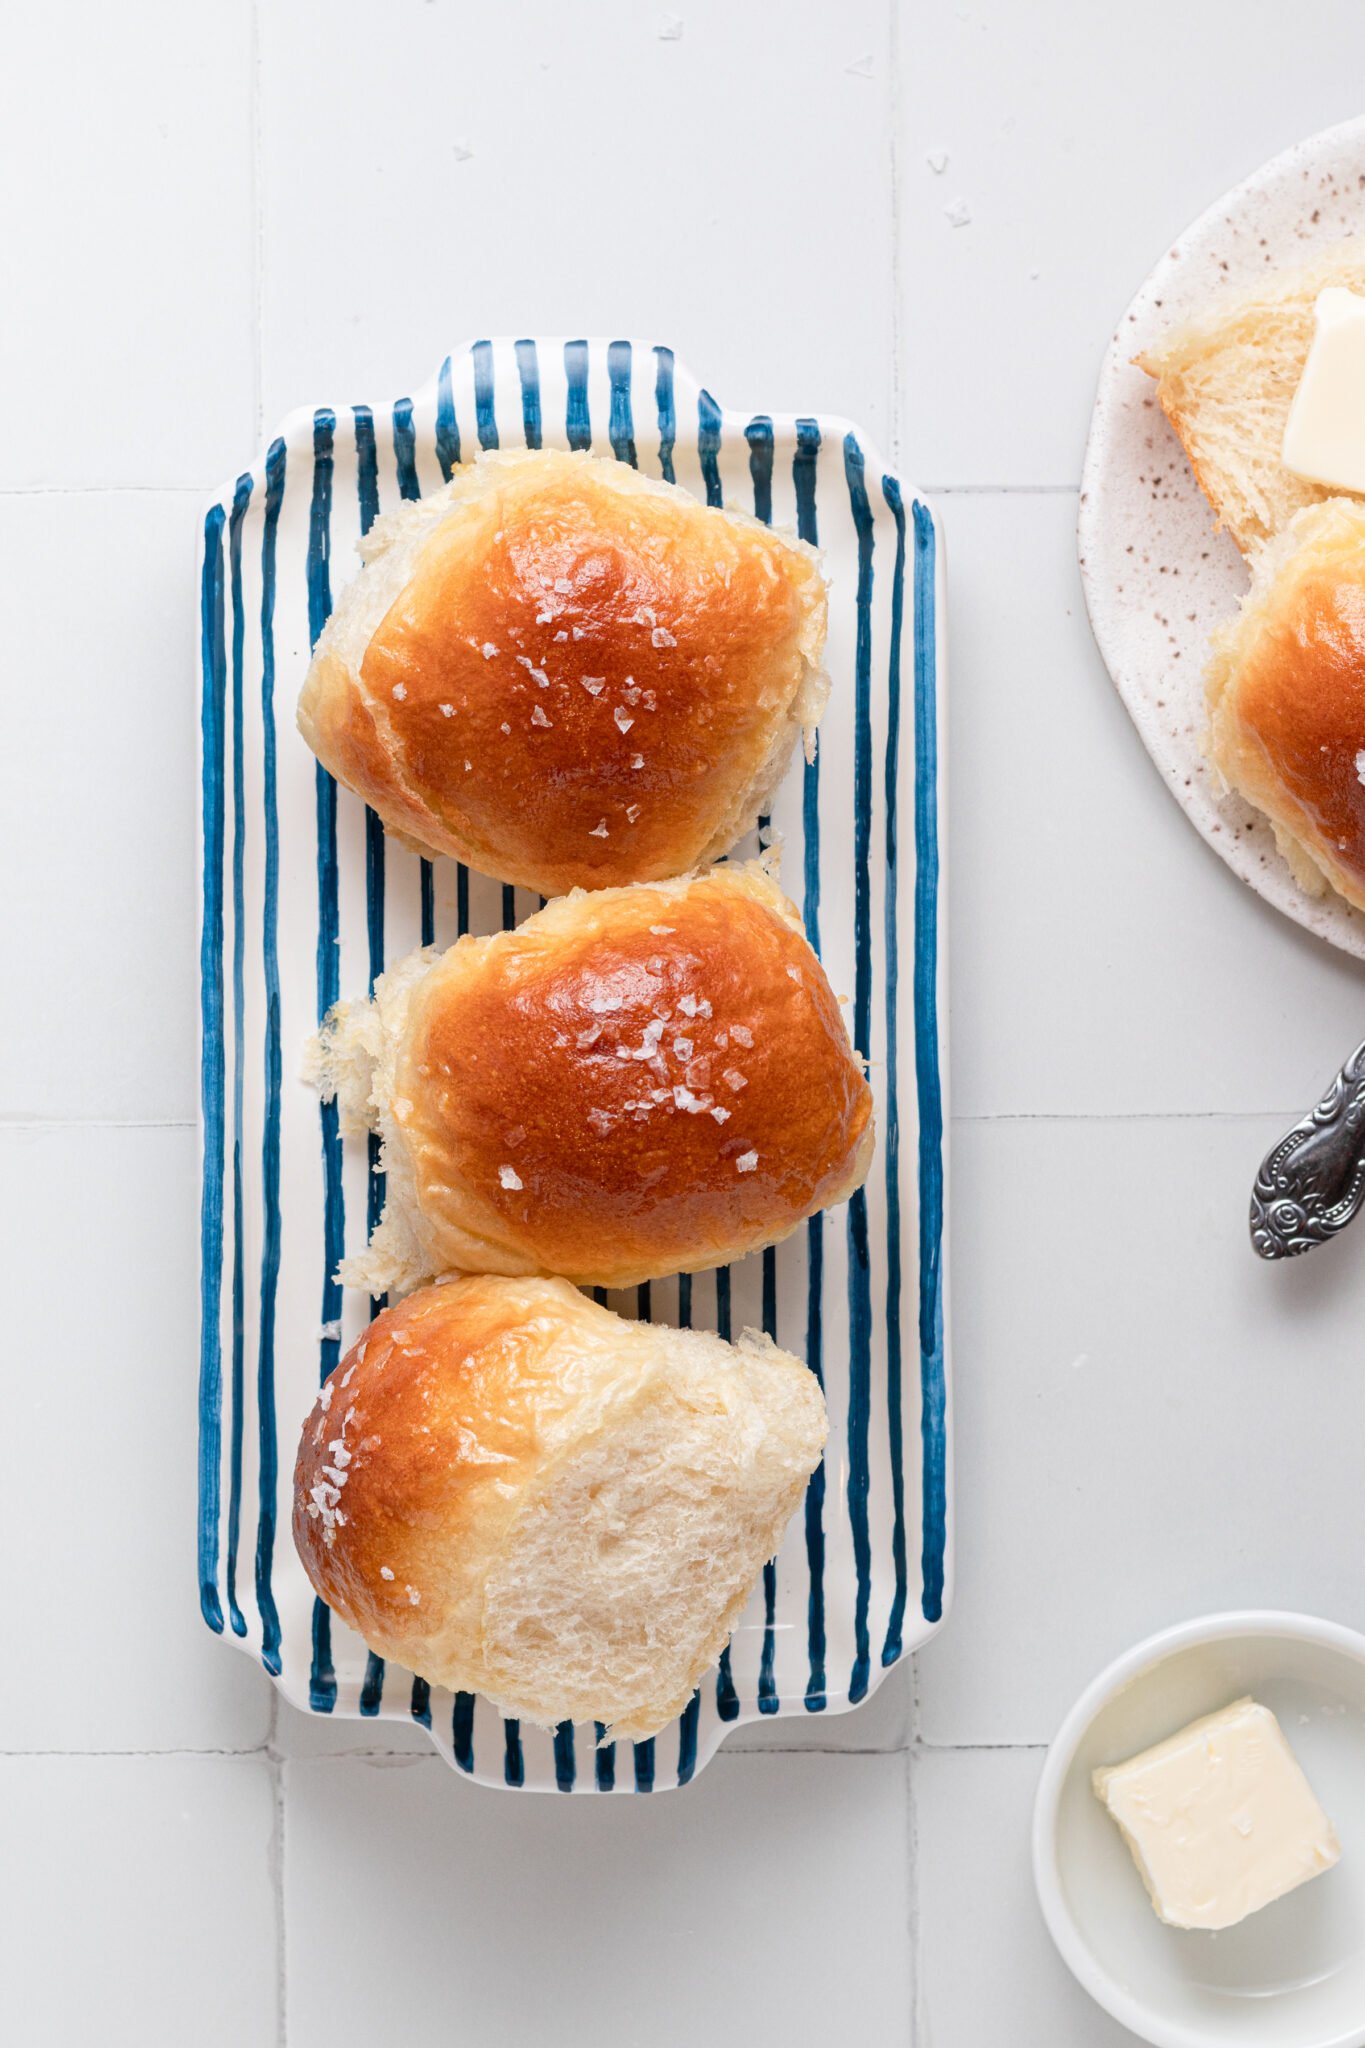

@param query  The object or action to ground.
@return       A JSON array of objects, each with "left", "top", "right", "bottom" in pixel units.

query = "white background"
[{"left": 6, "top": 2, "right": 1365, "bottom": 2041}]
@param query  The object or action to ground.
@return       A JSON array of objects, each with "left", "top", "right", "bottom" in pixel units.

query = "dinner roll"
[
  {"left": 297, "top": 447, "right": 828, "bottom": 896},
  {"left": 1205, "top": 495, "right": 1365, "bottom": 912},
  {"left": 1138, "top": 244, "right": 1365, "bottom": 555},
  {"left": 293, "top": 1275, "right": 827, "bottom": 1740},
  {"left": 311, "top": 859, "right": 874, "bottom": 1295}
]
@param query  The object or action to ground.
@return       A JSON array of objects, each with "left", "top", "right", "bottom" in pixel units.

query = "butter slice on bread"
[{"left": 1139, "top": 244, "right": 1365, "bottom": 554}]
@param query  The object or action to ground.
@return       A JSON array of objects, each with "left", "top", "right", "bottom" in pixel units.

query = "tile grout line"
[
  {"left": 0, "top": 481, "right": 1086, "bottom": 501},
  {"left": 925, "top": 481, "right": 1080, "bottom": 494},
  {"left": 0, "top": 1108, "right": 1312, "bottom": 1133},
  {"left": 0, "top": 1118, "right": 198, "bottom": 1132},
  {"left": 267, "top": 1690, "right": 288, "bottom": 2048},
  {"left": 0, "top": 485, "right": 210, "bottom": 498},
  {"left": 887, "top": 0, "right": 903, "bottom": 476},
  {"left": 952, "top": 1106, "right": 1307, "bottom": 1125},
  {"left": 914, "top": 1738, "right": 1050, "bottom": 1753},
  {"left": 0, "top": 1744, "right": 273, "bottom": 1758},
  {"left": 251, "top": 0, "right": 265, "bottom": 446},
  {"left": 908, "top": 1737, "right": 924, "bottom": 2048}
]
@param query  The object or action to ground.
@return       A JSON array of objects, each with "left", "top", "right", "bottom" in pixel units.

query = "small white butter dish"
[{"left": 1034, "top": 1613, "right": 1365, "bottom": 2048}]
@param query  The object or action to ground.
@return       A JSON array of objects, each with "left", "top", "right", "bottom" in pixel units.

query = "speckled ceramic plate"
[
  {"left": 1079, "top": 116, "right": 1365, "bottom": 960},
  {"left": 195, "top": 338, "right": 950, "bottom": 1792}
]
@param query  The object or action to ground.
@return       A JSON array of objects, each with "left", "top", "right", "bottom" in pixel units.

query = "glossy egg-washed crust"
[
  {"left": 1207, "top": 498, "right": 1365, "bottom": 913},
  {"left": 292, "top": 1274, "right": 828, "bottom": 1733},
  {"left": 389, "top": 863, "right": 874, "bottom": 1290},
  {"left": 297, "top": 449, "right": 827, "bottom": 897},
  {"left": 293, "top": 1278, "right": 565, "bottom": 1683}
]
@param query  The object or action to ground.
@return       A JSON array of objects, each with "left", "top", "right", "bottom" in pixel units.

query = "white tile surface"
[
  {"left": 899, "top": 0, "right": 1365, "bottom": 487},
  {"left": 2, "top": 1756, "right": 278, "bottom": 2046},
  {"left": 946, "top": 490, "right": 1365, "bottom": 1119},
  {"left": 0, "top": 0, "right": 255, "bottom": 488},
  {"left": 0, "top": 1126, "right": 272, "bottom": 1752},
  {"left": 919, "top": 1112, "right": 1365, "bottom": 1749},
  {"left": 11, "top": 0, "right": 1365, "bottom": 2038},
  {"left": 916, "top": 1747, "right": 1138, "bottom": 2046},
  {"left": 0, "top": 495, "right": 200, "bottom": 1123},
  {"left": 260, "top": 0, "right": 894, "bottom": 449},
  {"left": 284, "top": 1751, "right": 911, "bottom": 2046}
]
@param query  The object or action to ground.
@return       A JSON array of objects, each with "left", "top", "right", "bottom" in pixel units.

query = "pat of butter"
[
  {"left": 1282, "top": 287, "right": 1365, "bottom": 493},
  {"left": 1092, "top": 1697, "right": 1340, "bottom": 1931}
]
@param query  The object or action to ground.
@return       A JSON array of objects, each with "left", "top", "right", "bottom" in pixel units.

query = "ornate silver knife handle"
[{"left": 1251, "top": 1040, "right": 1365, "bottom": 1258}]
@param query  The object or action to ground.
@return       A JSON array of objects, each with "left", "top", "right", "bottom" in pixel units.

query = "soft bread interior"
[
  {"left": 303, "top": 942, "right": 438, "bottom": 1295},
  {"left": 1139, "top": 243, "right": 1365, "bottom": 554},
  {"left": 479, "top": 1325, "right": 826, "bottom": 1740}
]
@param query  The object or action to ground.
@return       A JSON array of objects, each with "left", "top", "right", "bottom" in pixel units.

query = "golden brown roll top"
[
  {"left": 292, "top": 1275, "right": 827, "bottom": 1740},
  {"left": 313, "top": 861, "right": 874, "bottom": 1295},
  {"left": 297, "top": 447, "right": 828, "bottom": 897},
  {"left": 1206, "top": 496, "right": 1365, "bottom": 912}
]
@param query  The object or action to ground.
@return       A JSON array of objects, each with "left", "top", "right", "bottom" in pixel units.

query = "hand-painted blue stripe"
[
  {"left": 843, "top": 432, "right": 876, "bottom": 1705},
  {"left": 749, "top": 440, "right": 783, "bottom": 1718},
  {"left": 636, "top": 1280, "right": 651, "bottom": 1322},
  {"left": 420, "top": 861, "right": 436, "bottom": 945},
  {"left": 359, "top": 1654, "right": 385, "bottom": 1715},
  {"left": 254, "top": 438, "right": 286, "bottom": 1676},
  {"left": 515, "top": 338, "right": 542, "bottom": 449},
  {"left": 309, "top": 1604, "right": 335, "bottom": 1713},
  {"left": 392, "top": 398, "right": 420, "bottom": 501},
  {"left": 564, "top": 339, "right": 591, "bottom": 450},
  {"left": 676, "top": 1692, "right": 701, "bottom": 1785},
  {"left": 553, "top": 1721, "right": 576, "bottom": 1792},
  {"left": 793, "top": 417, "right": 827, "bottom": 1711},
  {"left": 697, "top": 389, "right": 723, "bottom": 507},
  {"left": 452, "top": 1691, "right": 476, "bottom": 1771},
  {"left": 411, "top": 1677, "right": 432, "bottom": 1727},
  {"left": 355, "top": 408, "right": 390, "bottom": 1711},
  {"left": 435, "top": 356, "right": 460, "bottom": 480},
  {"left": 309, "top": 409, "right": 341, "bottom": 1712},
  {"left": 911, "top": 498, "right": 947, "bottom": 1624},
  {"left": 607, "top": 340, "right": 637, "bottom": 466},
  {"left": 758, "top": 1220, "right": 780, "bottom": 1714},
  {"left": 745, "top": 415, "right": 774, "bottom": 525},
  {"left": 803, "top": 1220, "right": 827, "bottom": 1710},
  {"left": 225, "top": 474, "right": 252, "bottom": 1639},
  {"left": 504, "top": 1718, "right": 525, "bottom": 1788},
  {"left": 677, "top": 1271, "right": 692, "bottom": 1328},
  {"left": 880, "top": 477, "right": 909, "bottom": 1664},
  {"left": 472, "top": 338, "right": 499, "bottom": 450},
  {"left": 794, "top": 419, "right": 823, "bottom": 961},
  {"left": 633, "top": 1740, "right": 655, "bottom": 1793},
  {"left": 456, "top": 864, "right": 469, "bottom": 939},
  {"left": 714, "top": 1263, "right": 739, "bottom": 1721},
  {"left": 594, "top": 1722, "right": 615, "bottom": 1791},
  {"left": 197, "top": 503, "right": 228, "bottom": 1636},
  {"left": 502, "top": 882, "right": 516, "bottom": 930},
  {"left": 355, "top": 404, "right": 379, "bottom": 533},
  {"left": 653, "top": 347, "right": 676, "bottom": 482}
]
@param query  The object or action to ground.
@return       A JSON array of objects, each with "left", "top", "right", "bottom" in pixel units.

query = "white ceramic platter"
[
  {"left": 1079, "top": 116, "right": 1365, "bottom": 959},
  {"left": 195, "top": 337, "right": 949, "bottom": 1791}
]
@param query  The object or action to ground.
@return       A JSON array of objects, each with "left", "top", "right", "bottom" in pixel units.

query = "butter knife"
[{"left": 1250, "top": 1040, "right": 1365, "bottom": 1258}]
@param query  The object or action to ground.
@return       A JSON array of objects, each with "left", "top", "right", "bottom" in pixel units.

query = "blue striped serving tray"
[{"left": 196, "top": 337, "right": 949, "bottom": 1792}]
